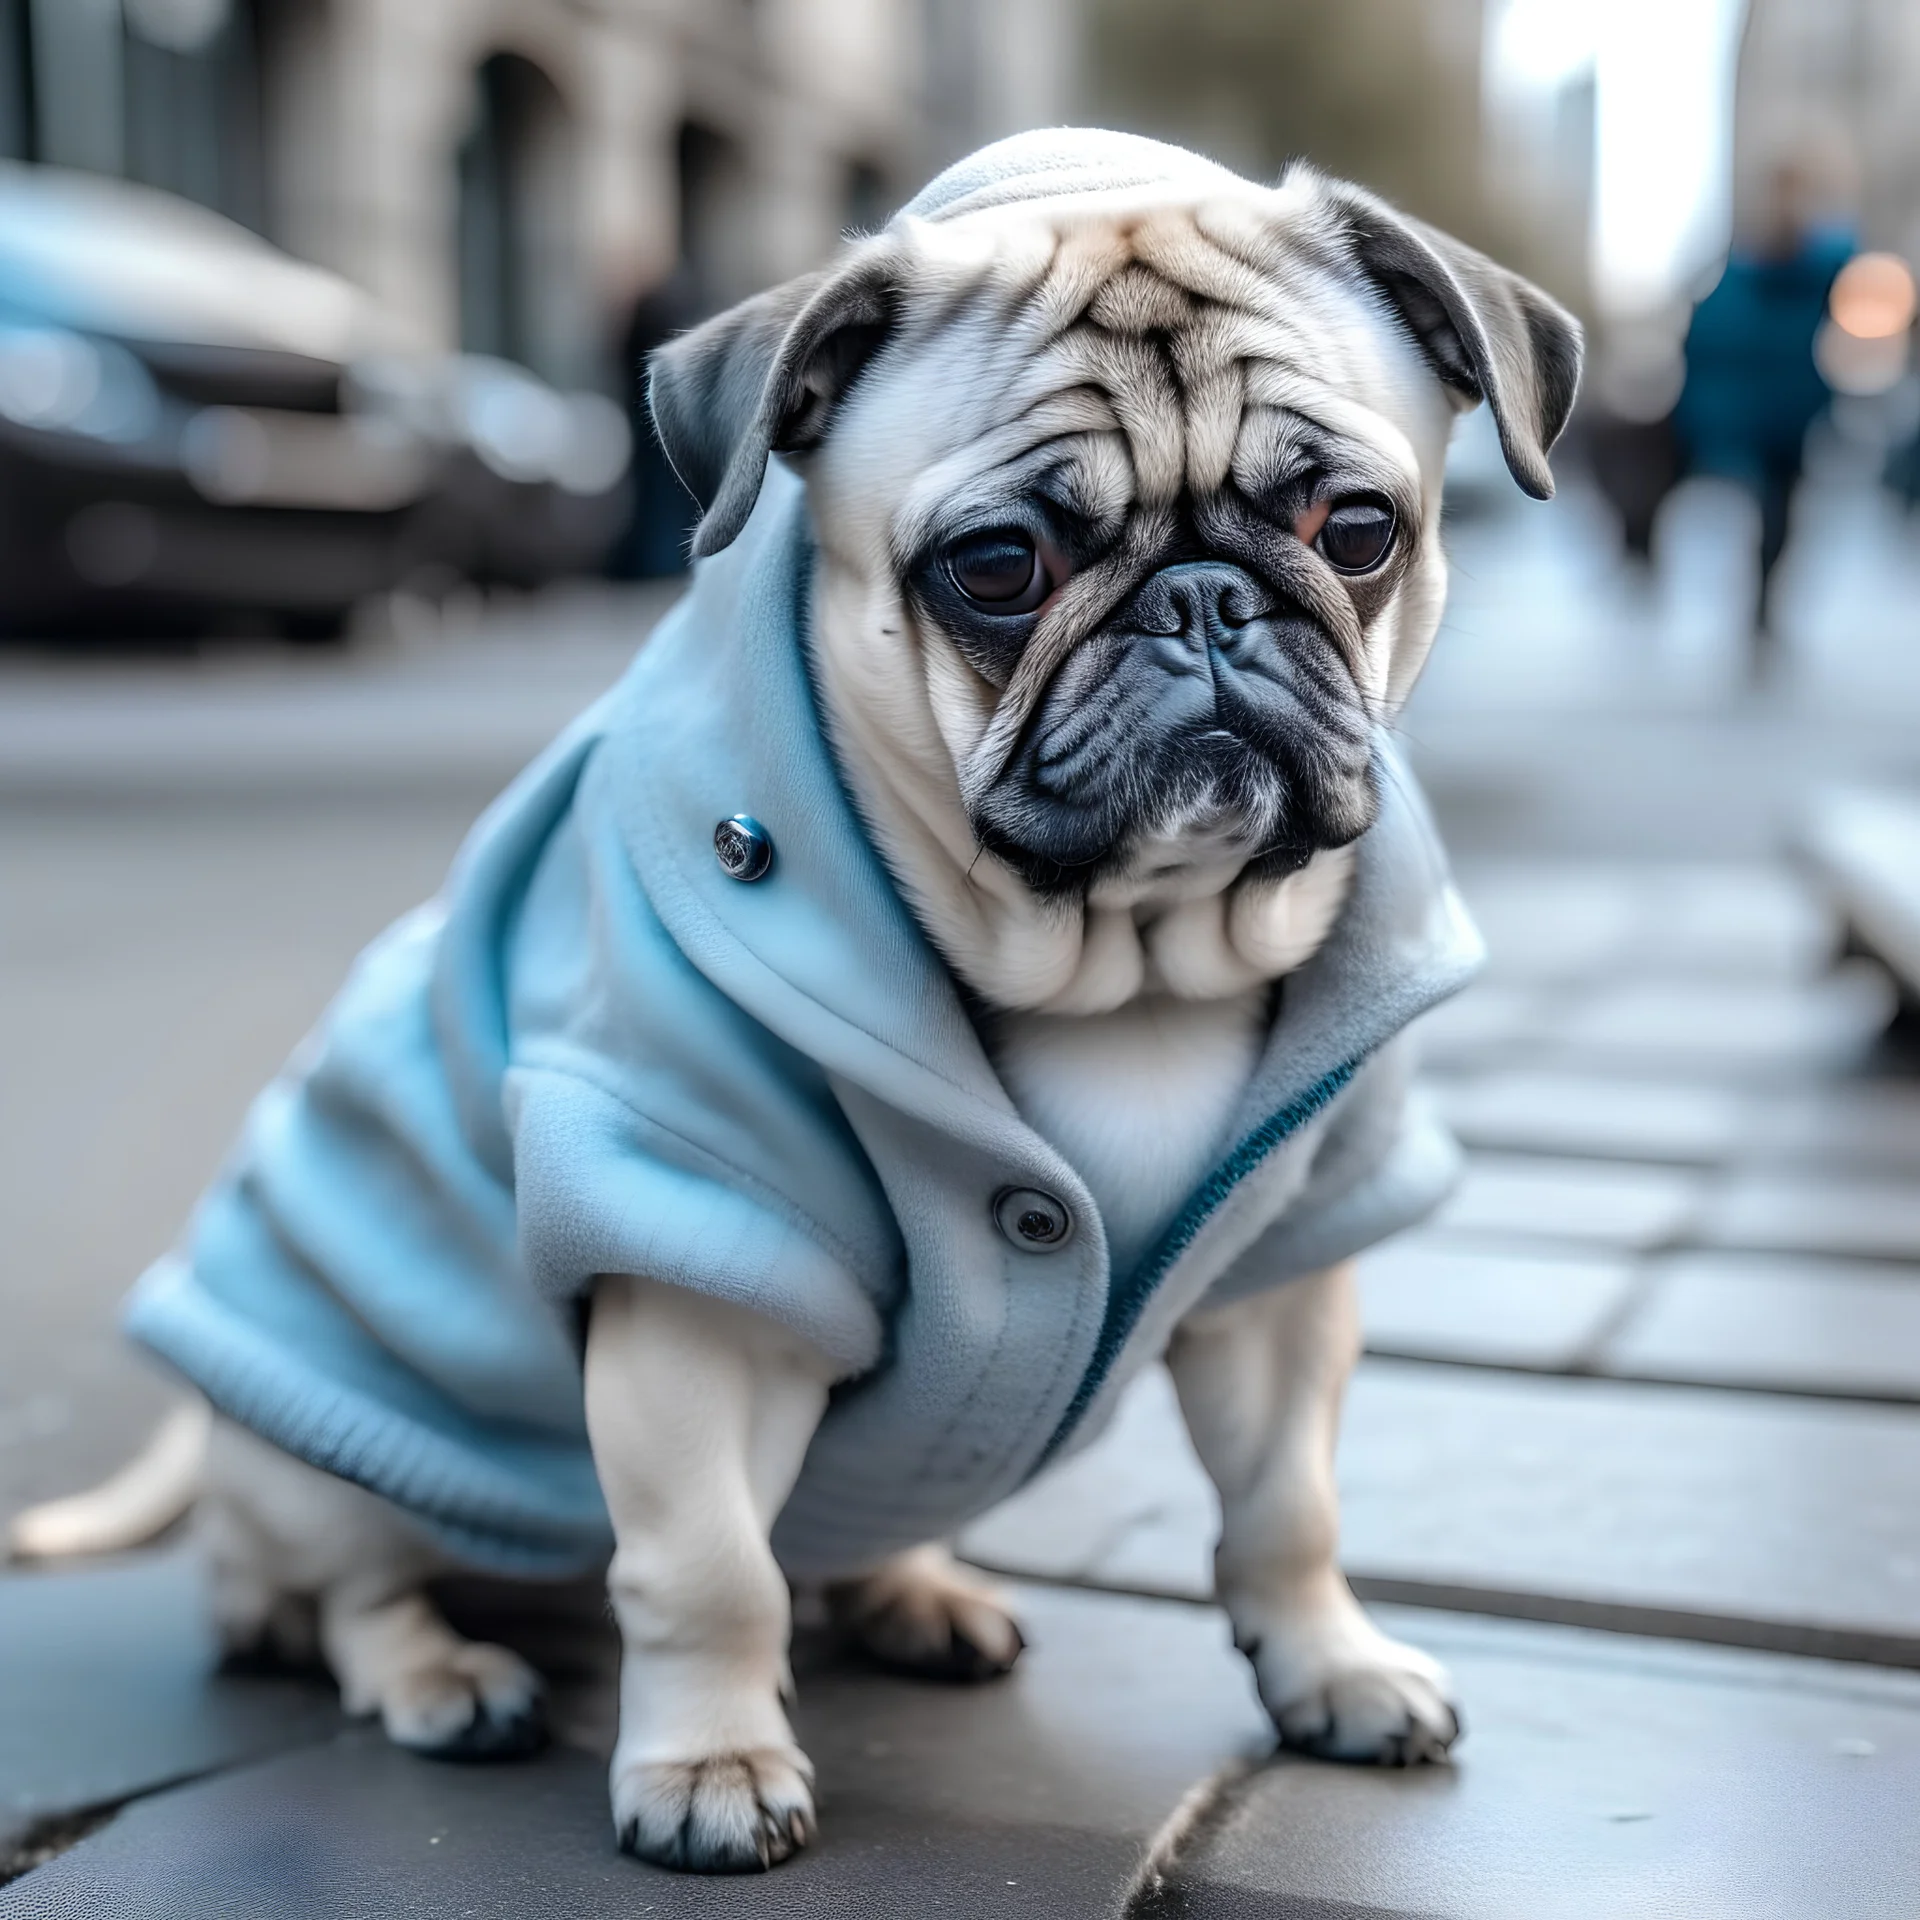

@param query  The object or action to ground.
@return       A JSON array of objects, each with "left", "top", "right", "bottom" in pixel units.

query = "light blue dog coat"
[{"left": 127, "top": 136, "right": 1484, "bottom": 1582}]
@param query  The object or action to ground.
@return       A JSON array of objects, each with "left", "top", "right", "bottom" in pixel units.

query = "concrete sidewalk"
[{"left": 7, "top": 1552, "right": 1918, "bottom": 1916}]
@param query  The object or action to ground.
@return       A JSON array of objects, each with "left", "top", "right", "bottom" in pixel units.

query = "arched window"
[
  {"left": 676, "top": 119, "right": 752, "bottom": 314},
  {"left": 457, "top": 52, "right": 586, "bottom": 387}
]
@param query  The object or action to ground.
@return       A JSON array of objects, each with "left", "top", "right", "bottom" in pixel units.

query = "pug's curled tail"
[{"left": 6, "top": 1400, "right": 210, "bottom": 1562}]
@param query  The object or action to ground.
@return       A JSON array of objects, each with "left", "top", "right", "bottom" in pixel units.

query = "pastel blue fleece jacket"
[{"left": 127, "top": 135, "right": 1484, "bottom": 1582}]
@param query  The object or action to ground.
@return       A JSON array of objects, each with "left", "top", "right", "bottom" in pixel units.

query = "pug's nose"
[{"left": 1125, "top": 563, "right": 1271, "bottom": 660}]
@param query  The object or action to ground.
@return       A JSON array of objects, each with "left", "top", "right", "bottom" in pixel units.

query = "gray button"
[
  {"left": 994, "top": 1186, "right": 1072, "bottom": 1251},
  {"left": 713, "top": 814, "right": 773, "bottom": 882}
]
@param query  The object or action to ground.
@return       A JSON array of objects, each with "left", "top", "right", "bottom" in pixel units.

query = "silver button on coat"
[
  {"left": 713, "top": 814, "right": 773, "bottom": 882},
  {"left": 993, "top": 1186, "right": 1073, "bottom": 1251}
]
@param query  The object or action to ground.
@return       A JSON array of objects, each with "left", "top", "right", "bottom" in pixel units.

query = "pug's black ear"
[
  {"left": 647, "top": 241, "right": 902, "bottom": 557},
  {"left": 1316, "top": 177, "right": 1582, "bottom": 500}
]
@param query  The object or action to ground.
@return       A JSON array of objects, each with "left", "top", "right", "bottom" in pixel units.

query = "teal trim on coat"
[{"left": 1043, "top": 1060, "right": 1359, "bottom": 1462}]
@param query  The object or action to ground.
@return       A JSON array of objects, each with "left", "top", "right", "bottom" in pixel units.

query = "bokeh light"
[{"left": 1829, "top": 251, "right": 1918, "bottom": 341}]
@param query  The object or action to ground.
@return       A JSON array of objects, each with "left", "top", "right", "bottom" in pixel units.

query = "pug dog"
[{"left": 12, "top": 131, "right": 1577, "bottom": 1874}]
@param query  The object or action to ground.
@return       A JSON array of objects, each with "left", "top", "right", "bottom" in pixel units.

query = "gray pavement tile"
[
  {"left": 15, "top": 1570, "right": 1920, "bottom": 1920},
  {"left": 1, "top": 1582, "right": 1273, "bottom": 1917},
  {"left": 1431, "top": 1154, "right": 1702, "bottom": 1249},
  {"left": 1410, "top": 983, "right": 1558, "bottom": 1067},
  {"left": 1798, "top": 787, "right": 1920, "bottom": 1003},
  {"left": 1458, "top": 860, "right": 1831, "bottom": 984},
  {"left": 1359, "top": 1238, "right": 1635, "bottom": 1369},
  {"left": 1432, "top": 1069, "right": 1750, "bottom": 1164},
  {"left": 1748, "top": 1083, "right": 1920, "bottom": 1175},
  {"left": 1161, "top": 1610, "right": 1920, "bottom": 1919},
  {"left": 1337, "top": 1368, "right": 1920, "bottom": 1652},
  {"left": 1604, "top": 1253, "right": 1920, "bottom": 1398},
  {"left": 1453, "top": 867, "right": 1647, "bottom": 982},
  {"left": 1415, "top": 963, "right": 1886, "bottom": 1081},
  {"left": 961, "top": 1362, "right": 1920, "bottom": 1658},
  {"left": 1697, "top": 1170, "right": 1920, "bottom": 1263},
  {"left": 1627, "top": 864, "right": 1835, "bottom": 979},
  {"left": 0, "top": 1550, "right": 341, "bottom": 1855},
  {"left": 0, "top": 590, "right": 662, "bottom": 801},
  {"left": 1544, "top": 966, "right": 1895, "bottom": 1075}
]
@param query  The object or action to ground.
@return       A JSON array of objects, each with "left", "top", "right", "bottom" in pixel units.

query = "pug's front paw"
[
  {"left": 1245, "top": 1612, "right": 1460, "bottom": 1765},
  {"left": 613, "top": 1745, "right": 817, "bottom": 1873}
]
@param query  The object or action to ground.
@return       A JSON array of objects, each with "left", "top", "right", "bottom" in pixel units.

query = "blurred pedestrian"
[
  {"left": 1674, "top": 159, "right": 1851, "bottom": 676},
  {"left": 1581, "top": 320, "right": 1686, "bottom": 568},
  {"left": 611, "top": 265, "right": 703, "bottom": 580}
]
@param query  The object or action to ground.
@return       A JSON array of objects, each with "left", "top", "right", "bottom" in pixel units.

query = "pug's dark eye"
[
  {"left": 946, "top": 531, "right": 1049, "bottom": 614},
  {"left": 1315, "top": 498, "right": 1397, "bottom": 574}
]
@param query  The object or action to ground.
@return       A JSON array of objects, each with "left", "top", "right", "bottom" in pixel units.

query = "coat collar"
[{"left": 605, "top": 466, "right": 1480, "bottom": 1182}]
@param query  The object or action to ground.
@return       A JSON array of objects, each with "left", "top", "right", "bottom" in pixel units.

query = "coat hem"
[{"left": 125, "top": 1256, "right": 612, "bottom": 1579}]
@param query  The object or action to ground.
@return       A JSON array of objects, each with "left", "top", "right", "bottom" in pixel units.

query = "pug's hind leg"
[
  {"left": 587, "top": 1275, "right": 837, "bottom": 1873},
  {"left": 1168, "top": 1262, "right": 1460, "bottom": 1765},
  {"left": 320, "top": 1578, "right": 548, "bottom": 1760},
  {"left": 203, "top": 1418, "right": 545, "bottom": 1759},
  {"left": 827, "top": 1544, "right": 1025, "bottom": 1682}
]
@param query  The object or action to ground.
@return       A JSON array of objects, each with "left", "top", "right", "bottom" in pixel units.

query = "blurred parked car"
[{"left": 0, "top": 164, "right": 631, "bottom": 642}]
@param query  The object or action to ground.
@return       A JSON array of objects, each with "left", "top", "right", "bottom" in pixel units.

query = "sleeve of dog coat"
[
  {"left": 1199, "top": 1037, "right": 1463, "bottom": 1305},
  {"left": 503, "top": 775, "right": 900, "bottom": 1380}
]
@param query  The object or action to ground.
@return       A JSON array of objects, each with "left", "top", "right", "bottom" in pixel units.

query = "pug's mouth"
[{"left": 962, "top": 559, "right": 1380, "bottom": 902}]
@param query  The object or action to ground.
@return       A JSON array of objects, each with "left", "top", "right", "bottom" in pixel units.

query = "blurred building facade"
[
  {"left": 1735, "top": 0, "right": 1920, "bottom": 260},
  {"left": 0, "top": 0, "right": 1077, "bottom": 392}
]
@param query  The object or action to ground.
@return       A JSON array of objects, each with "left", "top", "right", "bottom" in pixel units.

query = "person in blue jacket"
[{"left": 1676, "top": 160, "right": 1851, "bottom": 671}]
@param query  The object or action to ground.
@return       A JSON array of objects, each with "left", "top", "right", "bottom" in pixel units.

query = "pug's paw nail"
[
  {"left": 614, "top": 1747, "right": 816, "bottom": 1873},
  {"left": 1271, "top": 1661, "right": 1460, "bottom": 1766}
]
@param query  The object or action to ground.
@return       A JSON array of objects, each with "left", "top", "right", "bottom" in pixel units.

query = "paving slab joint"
[
  {"left": 1360, "top": 1342, "right": 1920, "bottom": 1411},
  {"left": 0, "top": 1805, "right": 121, "bottom": 1891},
  {"left": 1118, "top": 1758, "right": 1258, "bottom": 1917},
  {"left": 962, "top": 1558, "right": 1920, "bottom": 1674}
]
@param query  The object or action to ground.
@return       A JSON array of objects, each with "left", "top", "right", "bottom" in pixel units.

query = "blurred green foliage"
[{"left": 1085, "top": 0, "right": 1552, "bottom": 285}]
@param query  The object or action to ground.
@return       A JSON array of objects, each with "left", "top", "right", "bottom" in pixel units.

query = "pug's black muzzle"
[{"left": 973, "top": 562, "right": 1378, "bottom": 896}]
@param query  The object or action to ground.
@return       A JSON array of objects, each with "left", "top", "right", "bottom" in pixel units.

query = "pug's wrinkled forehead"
[
  {"left": 653, "top": 162, "right": 1576, "bottom": 551},
  {"left": 812, "top": 186, "right": 1469, "bottom": 735}
]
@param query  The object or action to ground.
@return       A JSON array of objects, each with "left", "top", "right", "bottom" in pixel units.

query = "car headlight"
[
  {"left": 552, "top": 393, "right": 631, "bottom": 497},
  {"left": 344, "top": 354, "right": 448, "bottom": 439},
  {"left": 459, "top": 359, "right": 569, "bottom": 484},
  {"left": 0, "top": 326, "right": 159, "bottom": 443},
  {"left": 455, "top": 357, "right": 631, "bottom": 495}
]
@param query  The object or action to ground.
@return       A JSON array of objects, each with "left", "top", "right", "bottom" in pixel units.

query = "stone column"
[
  {"left": 327, "top": 0, "right": 470, "bottom": 347},
  {"left": 574, "top": 11, "right": 680, "bottom": 323}
]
